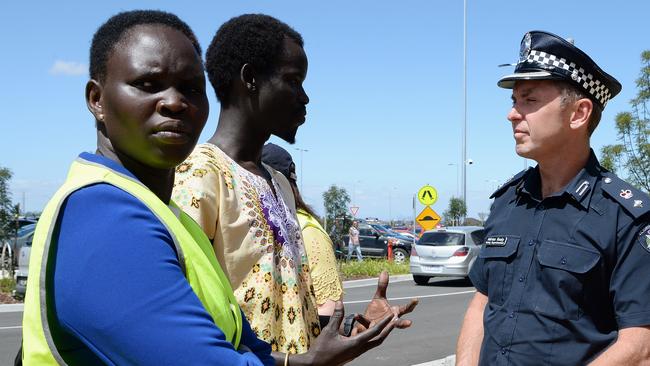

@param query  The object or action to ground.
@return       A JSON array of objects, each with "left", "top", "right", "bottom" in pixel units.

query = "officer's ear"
[{"left": 568, "top": 98, "right": 592, "bottom": 133}]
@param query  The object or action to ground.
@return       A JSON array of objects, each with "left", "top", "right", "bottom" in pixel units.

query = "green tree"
[
  {"left": 443, "top": 197, "right": 467, "bottom": 226},
  {"left": 0, "top": 168, "right": 15, "bottom": 241},
  {"left": 601, "top": 50, "right": 650, "bottom": 193},
  {"left": 322, "top": 185, "right": 351, "bottom": 235}
]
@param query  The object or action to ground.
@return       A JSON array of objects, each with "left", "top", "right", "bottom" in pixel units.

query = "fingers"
[
  {"left": 353, "top": 312, "right": 394, "bottom": 344},
  {"left": 398, "top": 298, "right": 419, "bottom": 316},
  {"left": 394, "top": 318, "right": 413, "bottom": 329},
  {"left": 373, "top": 270, "right": 390, "bottom": 299},
  {"left": 326, "top": 301, "right": 345, "bottom": 333},
  {"left": 359, "top": 314, "right": 397, "bottom": 351},
  {"left": 354, "top": 314, "right": 371, "bottom": 329}
]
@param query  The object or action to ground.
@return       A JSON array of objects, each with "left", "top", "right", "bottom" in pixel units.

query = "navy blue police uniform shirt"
[{"left": 469, "top": 150, "right": 650, "bottom": 366}]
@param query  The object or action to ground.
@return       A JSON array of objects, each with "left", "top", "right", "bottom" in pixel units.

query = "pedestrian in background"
[
  {"left": 456, "top": 31, "right": 650, "bottom": 365},
  {"left": 348, "top": 221, "right": 362, "bottom": 261}
]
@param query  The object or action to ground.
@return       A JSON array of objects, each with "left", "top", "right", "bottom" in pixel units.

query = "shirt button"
[
  {"left": 528, "top": 240, "right": 535, "bottom": 246},
  {"left": 509, "top": 312, "right": 515, "bottom": 318},
  {"left": 519, "top": 276, "right": 525, "bottom": 282},
  {"left": 538, "top": 204, "right": 545, "bottom": 210},
  {"left": 501, "top": 348, "right": 507, "bottom": 355},
  {"left": 561, "top": 257, "right": 567, "bottom": 265}
]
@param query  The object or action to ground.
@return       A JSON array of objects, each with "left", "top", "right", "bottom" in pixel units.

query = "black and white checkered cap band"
[{"left": 523, "top": 50, "right": 612, "bottom": 107}]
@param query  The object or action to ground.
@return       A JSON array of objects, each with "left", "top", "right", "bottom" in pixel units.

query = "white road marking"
[
  {"left": 0, "top": 326, "right": 21, "bottom": 330},
  {"left": 343, "top": 289, "right": 475, "bottom": 304},
  {"left": 411, "top": 355, "right": 456, "bottom": 366}
]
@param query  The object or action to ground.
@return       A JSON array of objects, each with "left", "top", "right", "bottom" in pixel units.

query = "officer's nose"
[{"left": 507, "top": 107, "right": 522, "bottom": 123}]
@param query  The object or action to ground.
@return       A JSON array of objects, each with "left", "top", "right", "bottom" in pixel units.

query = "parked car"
[
  {"left": 391, "top": 228, "right": 418, "bottom": 240},
  {"left": 409, "top": 226, "right": 485, "bottom": 285},
  {"left": 342, "top": 222, "right": 412, "bottom": 263},
  {"left": 14, "top": 243, "right": 30, "bottom": 298},
  {"left": 1, "top": 223, "right": 36, "bottom": 268}
]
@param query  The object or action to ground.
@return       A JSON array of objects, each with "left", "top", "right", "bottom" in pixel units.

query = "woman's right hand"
[{"left": 287, "top": 300, "right": 397, "bottom": 366}]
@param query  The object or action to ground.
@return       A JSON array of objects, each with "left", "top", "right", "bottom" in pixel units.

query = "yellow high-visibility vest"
[{"left": 22, "top": 157, "right": 242, "bottom": 364}]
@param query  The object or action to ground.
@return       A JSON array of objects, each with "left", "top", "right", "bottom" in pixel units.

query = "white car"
[
  {"left": 14, "top": 242, "right": 31, "bottom": 298},
  {"left": 409, "top": 226, "right": 485, "bottom": 285}
]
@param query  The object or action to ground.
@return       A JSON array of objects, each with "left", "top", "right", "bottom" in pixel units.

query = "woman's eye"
[{"left": 133, "top": 80, "right": 157, "bottom": 91}]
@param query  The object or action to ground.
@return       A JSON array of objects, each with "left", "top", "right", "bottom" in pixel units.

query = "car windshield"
[
  {"left": 17, "top": 224, "right": 36, "bottom": 237},
  {"left": 418, "top": 232, "right": 465, "bottom": 246}
]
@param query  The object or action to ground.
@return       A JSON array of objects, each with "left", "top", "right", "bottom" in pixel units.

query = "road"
[{"left": 0, "top": 276, "right": 475, "bottom": 366}]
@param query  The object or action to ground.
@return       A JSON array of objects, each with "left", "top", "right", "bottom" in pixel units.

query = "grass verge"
[
  {"left": 338, "top": 259, "right": 410, "bottom": 280},
  {"left": 1, "top": 277, "right": 15, "bottom": 294}
]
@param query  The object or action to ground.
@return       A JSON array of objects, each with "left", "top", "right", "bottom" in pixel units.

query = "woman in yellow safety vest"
[{"left": 20, "top": 9, "right": 398, "bottom": 366}]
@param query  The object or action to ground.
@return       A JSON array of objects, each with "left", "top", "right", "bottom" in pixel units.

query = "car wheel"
[
  {"left": 392, "top": 248, "right": 407, "bottom": 263},
  {"left": 413, "top": 275, "right": 430, "bottom": 286}
]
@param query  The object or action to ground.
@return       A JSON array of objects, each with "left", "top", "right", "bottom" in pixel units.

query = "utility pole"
[{"left": 461, "top": 0, "right": 468, "bottom": 204}]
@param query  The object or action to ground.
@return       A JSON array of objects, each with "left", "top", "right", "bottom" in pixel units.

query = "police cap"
[{"left": 498, "top": 30, "right": 621, "bottom": 109}]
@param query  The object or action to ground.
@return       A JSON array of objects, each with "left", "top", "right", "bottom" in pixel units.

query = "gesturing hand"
[
  {"left": 293, "top": 300, "right": 396, "bottom": 366},
  {"left": 352, "top": 270, "right": 418, "bottom": 335}
]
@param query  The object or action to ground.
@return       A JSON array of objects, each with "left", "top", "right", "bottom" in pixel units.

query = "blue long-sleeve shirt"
[{"left": 51, "top": 152, "right": 274, "bottom": 365}]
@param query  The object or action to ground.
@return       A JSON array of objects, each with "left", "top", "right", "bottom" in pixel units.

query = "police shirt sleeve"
[
  {"left": 469, "top": 256, "right": 488, "bottom": 295},
  {"left": 610, "top": 219, "right": 650, "bottom": 329}
]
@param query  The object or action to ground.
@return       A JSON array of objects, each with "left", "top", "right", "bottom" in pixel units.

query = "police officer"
[{"left": 456, "top": 31, "right": 650, "bottom": 365}]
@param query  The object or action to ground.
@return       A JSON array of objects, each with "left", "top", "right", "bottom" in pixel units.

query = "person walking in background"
[
  {"left": 456, "top": 31, "right": 650, "bottom": 365},
  {"left": 262, "top": 143, "right": 343, "bottom": 321},
  {"left": 347, "top": 221, "right": 362, "bottom": 261}
]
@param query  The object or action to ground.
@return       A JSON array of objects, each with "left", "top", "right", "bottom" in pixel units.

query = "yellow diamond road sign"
[
  {"left": 416, "top": 206, "right": 441, "bottom": 231},
  {"left": 418, "top": 185, "right": 438, "bottom": 206}
]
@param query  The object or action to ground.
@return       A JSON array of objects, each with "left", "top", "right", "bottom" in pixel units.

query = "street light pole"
[
  {"left": 294, "top": 148, "right": 309, "bottom": 192},
  {"left": 461, "top": 0, "right": 468, "bottom": 204}
]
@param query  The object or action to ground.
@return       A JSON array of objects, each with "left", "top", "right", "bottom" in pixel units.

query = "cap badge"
[
  {"left": 620, "top": 189, "right": 633, "bottom": 199},
  {"left": 634, "top": 200, "right": 644, "bottom": 208},
  {"left": 519, "top": 32, "right": 532, "bottom": 62}
]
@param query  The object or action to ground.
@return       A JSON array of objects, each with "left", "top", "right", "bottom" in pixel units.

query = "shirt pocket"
[
  {"left": 534, "top": 240, "right": 601, "bottom": 320},
  {"left": 479, "top": 235, "right": 520, "bottom": 306}
]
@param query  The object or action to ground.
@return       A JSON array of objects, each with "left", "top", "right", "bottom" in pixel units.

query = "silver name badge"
[{"left": 485, "top": 236, "right": 508, "bottom": 247}]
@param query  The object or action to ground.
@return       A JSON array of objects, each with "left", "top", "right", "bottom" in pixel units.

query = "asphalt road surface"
[{"left": 0, "top": 276, "right": 475, "bottom": 366}]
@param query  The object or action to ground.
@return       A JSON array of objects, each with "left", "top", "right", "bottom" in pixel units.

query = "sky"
[{"left": 1, "top": 0, "right": 648, "bottom": 223}]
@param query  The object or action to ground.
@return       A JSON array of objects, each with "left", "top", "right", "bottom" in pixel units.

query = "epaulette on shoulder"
[
  {"left": 600, "top": 172, "right": 650, "bottom": 219},
  {"left": 490, "top": 168, "right": 531, "bottom": 199}
]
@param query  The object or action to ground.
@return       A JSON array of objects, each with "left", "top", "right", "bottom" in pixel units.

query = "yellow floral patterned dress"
[{"left": 172, "top": 143, "right": 320, "bottom": 354}]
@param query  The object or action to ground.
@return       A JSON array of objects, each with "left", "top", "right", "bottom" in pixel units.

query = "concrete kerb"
[
  {"left": 0, "top": 303, "right": 23, "bottom": 313},
  {"left": 343, "top": 274, "right": 413, "bottom": 289}
]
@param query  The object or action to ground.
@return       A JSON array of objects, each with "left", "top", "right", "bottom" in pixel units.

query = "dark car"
[{"left": 342, "top": 222, "right": 412, "bottom": 263}]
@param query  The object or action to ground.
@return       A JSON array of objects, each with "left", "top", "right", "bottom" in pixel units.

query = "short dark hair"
[
  {"left": 89, "top": 10, "right": 201, "bottom": 82},
  {"left": 205, "top": 14, "right": 303, "bottom": 106},
  {"left": 555, "top": 81, "right": 603, "bottom": 136}
]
